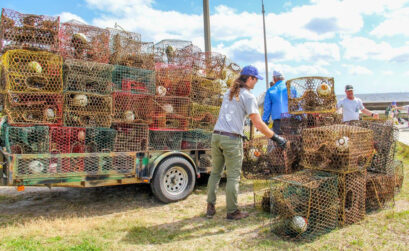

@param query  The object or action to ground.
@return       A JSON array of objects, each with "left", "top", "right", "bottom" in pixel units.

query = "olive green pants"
[{"left": 207, "top": 133, "right": 243, "bottom": 214}]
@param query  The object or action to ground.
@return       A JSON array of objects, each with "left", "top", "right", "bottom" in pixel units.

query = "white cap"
[{"left": 273, "top": 70, "right": 283, "bottom": 78}]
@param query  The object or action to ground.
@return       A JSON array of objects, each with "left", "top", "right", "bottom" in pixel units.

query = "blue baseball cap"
[
  {"left": 240, "top": 65, "right": 264, "bottom": 80},
  {"left": 392, "top": 101, "right": 397, "bottom": 106}
]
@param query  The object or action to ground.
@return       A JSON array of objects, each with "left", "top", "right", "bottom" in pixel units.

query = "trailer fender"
[{"left": 148, "top": 151, "right": 198, "bottom": 179}]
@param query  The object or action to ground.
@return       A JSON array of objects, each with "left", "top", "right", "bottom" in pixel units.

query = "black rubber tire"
[{"left": 151, "top": 157, "right": 196, "bottom": 203}]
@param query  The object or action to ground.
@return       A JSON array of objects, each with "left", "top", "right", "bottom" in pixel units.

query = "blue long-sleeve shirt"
[{"left": 262, "top": 80, "right": 289, "bottom": 122}]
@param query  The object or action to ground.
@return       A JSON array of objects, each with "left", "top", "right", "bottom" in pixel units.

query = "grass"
[{"left": 0, "top": 145, "right": 408, "bottom": 250}]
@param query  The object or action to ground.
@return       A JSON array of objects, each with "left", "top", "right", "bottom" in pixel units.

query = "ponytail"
[{"left": 229, "top": 75, "right": 251, "bottom": 101}]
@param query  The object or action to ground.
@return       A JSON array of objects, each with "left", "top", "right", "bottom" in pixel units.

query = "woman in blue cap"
[{"left": 206, "top": 65, "right": 288, "bottom": 220}]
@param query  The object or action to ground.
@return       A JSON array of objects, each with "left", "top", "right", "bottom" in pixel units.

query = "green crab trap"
[
  {"left": 286, "top": 76, "right": 336, "bottom": 114},
  {"left": 112, "top": 123, "right": 149, "bottom": 152},
  {"left": 181, "top": 129, "right": 212, "bottom": 150},
  {"left": 190, "top": 76, "right": 225, "bottom": 106},
  {"left": 148, "top": 129, "right": 183, "bottom": 151},
  {"left": 108, "top": 28, "right": 141, "bottom": 66},
  {"left": 365, "top": 171, "right": 395, "bottom": 212},
  {"left": 112, "top": 92, "right": 153, "bottom": 124},
  {"left": 151, "top": 96, "right": 190, "bottom": 130},
  {"left": 269, "top": 170, "right": 339, "bottom": 241},
  {"left": 63, "top": 59, "right": 114, "bottom": 95},
  {"left": 49, "top": 126, "right": 86, "bottom": 154},
  {"left": 192, "top": 51, "right": 226, "bottom": 80},
  {"left": 58, "top": 21, "right": 110, "bottom": 63},
  {"left": 5, "top": 92, "right": 63, "bottom": 125},
  {"left": 1, "top": 49, "right": 63, "bottom": 93},
  {"left": 85, "top": 127, "right": 116, "bottom": 153},
  {"left": 0, "top": 8, "right": 59, "bottom": 52},
  {"left": 189, "top": 102, "right": 219, "bottom": 131},
  {"left": 3, "top": 124, "right": 49, "bottom": 154},
  {"left": 301, "top": 124, "right": 374, "bottom": 173},
  {"left": 112, "top": 65, "right": 155, "bottom": 95},
  {"left": 155, "top": 63, "right": 192, "bottom": 97}
]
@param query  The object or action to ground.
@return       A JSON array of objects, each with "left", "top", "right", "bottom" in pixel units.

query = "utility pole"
[
  {"left": 203, "top": 0, "right": 211, "bottom": 53},
  {"left": 262, "top": 0, "right": 269, "bottom": 90}
]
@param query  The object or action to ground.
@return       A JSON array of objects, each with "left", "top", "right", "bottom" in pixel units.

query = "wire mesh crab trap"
[
  {"left": 301, "top": 124, "right": 374, "bottom": 173},
  {"left": 63, "top": 110, "right": 112, "bottom": 128},
  {"left": 269, "top": 170, "right": 339, "bottom": 241},
  {"left": 2, "top": 124, "right": 49, "bottom": 154},
  {"left": 112, "top": 123, "right": 149, "bottom": 152},
  {"left": 253, "top": 179, "right": 271, "bottom": 213},
  {"left": 85, "top": 127, "right": 116, "bottom": 153},
  {"left": 190, "top": 76, "right": 225, "bottom": 106},
  {"left": 63, "top": 59, "right": 114, "bottom": 95},
  {"left": 189, "top": 102, "right": 219, "bottom": 131},
  {"left": 0, "top": 8, "right": 59, "bottom": 52},
  {"left": 365, "top": 171, "right": 395, "bottom": 212},
  {"left": 280, "top": 113, "right": 342, "bottom": 135},
  {"left": 155, "top": 63, "right": 192, "bottom": 97},
  {"left": 192, "top": 51, "right": 226, "bottom": 80},
  {"left": 223, "top": 59, "right": 241, "bottom": 88},
  {"left": 149, "top": 129, "right": 183, "bottom": 151},
  {"left": 49, "top": 126, "right": 86, "bottom": 154},
  {"left": 5, "top": 92, "right": 63, "bottom": 125},
  {"left": 150, "top": 96, "right": 190, "bottom": 130},
  {"left": 286, "top": 77, "right": 336, "bottom": 114},
  {"left": 1, "top": 49, "right": 63, "bottom": 93},
  {"left": 181, "top": 129, "right": 212, "bottom": 150},
  {"left": 64, "top": 91, "right": 112, "bottom": 113},
  {"left": 112, "top": 65, "right": 155, "bottom": 95},
  {"left": 346, "top": 120, "right": 398, "bottom": 174},
  {"left": 59, "top": 21, "right": 110, "bottom": 63},
  {"left": 112, "top": 92, "right": 153, "bottom": 124},
  {"left": 393, "top": 160, "right": 404, "bottom": 193},
  {"left": 336, "top": 169, "right": 366, "bottom": 226},
  {"left": 154, "top": 39, "right": 195, "bottom": 65},
  {"left": 108, "top": 28, "right": 141, "bottom": 66}
]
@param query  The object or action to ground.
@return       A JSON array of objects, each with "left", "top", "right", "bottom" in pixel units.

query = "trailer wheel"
[{"left": 151, "top": 156, "right": 196, "bottom": 203}]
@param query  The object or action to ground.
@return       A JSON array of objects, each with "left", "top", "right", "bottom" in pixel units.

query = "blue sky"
[{"left": 2, "top": 0, "right": 409, "bottom": 97}]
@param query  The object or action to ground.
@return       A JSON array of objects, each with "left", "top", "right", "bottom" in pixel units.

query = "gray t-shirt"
[
  {"left": 214, "top": 88, "right": 259, "bottom": 136},
  {"left": 337, "top": 97, "right": 365, "bottom": 122}
]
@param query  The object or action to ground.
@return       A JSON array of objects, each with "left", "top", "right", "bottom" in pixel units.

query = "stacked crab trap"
[
  {"left": 242, "top": 76, "right": 404, "bottom": 241},
  {"left": 0, "top": 8, "right": 241, "bottom": 185}
]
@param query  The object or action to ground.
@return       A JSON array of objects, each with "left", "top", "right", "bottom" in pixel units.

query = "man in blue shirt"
[{"left": 262, "top": 70, "right": 288, "bottom": 134}]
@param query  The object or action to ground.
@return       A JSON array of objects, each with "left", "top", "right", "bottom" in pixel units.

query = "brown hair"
[{"left": 229, "top": 75, "right": 252, "bottom": 101}]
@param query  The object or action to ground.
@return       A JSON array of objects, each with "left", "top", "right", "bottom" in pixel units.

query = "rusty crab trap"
[
  {"left": 1, "top": 49, "right": 63, "bottom": 93},
  {"left": 280, "top": 113, "right": 342, "bottom": 135},
  {"left": 189, "top": 102, "right": 219, "bottom": 131},
  {"left": 269, "top": 170, "right": 339, "bottom": 241},
  {"left": 155, "top": 63, "right": 192, "bottom": 97},
  {"left": 253, "top": 179, "right": 271, "bottom": 213},
  {"left": 63, "top": 110, "right": 112, "bottom": 128},
  {"left": 151, "top": 96, "right": 190, "bottom": 130},
  {"left": 346, "top": 120, "right": 398, "bottom": 174},
  {"left": 5, "top": 92, "right": 63, "bottom": 125},
  {"left": 393, "top": 160, "right": 404, "bottom": 193},
  {"left": 301, "top": 124, "right": 374, "bottom": 173},
  {"left": 154, "top": 39, "right": 195, "bottom": 65},
  {"left": 192, "top": 51, "right": 226, "bottom": 80},
  {"left": 222, "top": 58, "right": 241, "bottom": 88},
  {"left": 63, "top": 59, "right": 114, "bottom": 95},
  {"left": 112, "top": 65, "right": 155, "bottom": 95},
  {"left": 286, "top": 76, "right": 336, "bottom": 114},
  {"left": 0, "top": 8, "right": 59, "bottom": 52},
  {"left": 190, "top": 76, "right": 225, "bottom": 106},
  {"left": 112, "top": 92, "right": 153, "bottom": 124},
  {"left": 181, "top": 129, "right": 212, "bottom": 150},
  {"left": 108, "top": 28, "right": 141, "bottom": 65},
  {"left": 2, "top": 124, "right": 49, "bottom": 154},
  {"left": 49, "top": 126, "right": 86, "bottom": 154},
  {"left": 112, "top": 123, "right": 149, "bottom": 152},
  {"left": 85, "top": 127, "right": 116, "bottom": 153},
  {"left": 149, "top": 129, "right": 183, "bottom": 151},
  {"left": 59, "top": 21, "right": 110, "bottom": 63},
  {"left": 365, "top": 171, "right": 395, "bottom": 212}
]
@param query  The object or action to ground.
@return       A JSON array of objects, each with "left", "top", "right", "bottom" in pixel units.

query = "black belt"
[{"left": 213, "top": 130, "right": 241, "bottom": 138}]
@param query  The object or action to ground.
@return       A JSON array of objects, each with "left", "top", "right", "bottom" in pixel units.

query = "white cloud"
[
  {"left": 404, "top": 70, "right": 409, "bottom": 76},
  {"left": 342, "top": 64, "right": 373, "bottom": 75},
  {"left": 382, "top": 70, "right": 393, "bottom": 76},
  {"left": 371, "top": 8, "right": 409, "bottom": 37},
  {"left": 58, "top": 12, "right": 87, "bottom": 24}
]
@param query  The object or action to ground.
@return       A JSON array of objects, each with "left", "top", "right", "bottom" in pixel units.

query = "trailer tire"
[{"left": 151, "top": 157, "right": 196, "bottom": 203}]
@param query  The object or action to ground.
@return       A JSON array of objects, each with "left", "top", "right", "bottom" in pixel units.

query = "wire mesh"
[
  {"left": 112, "top": 92, "right": 153, "bottom": 124},
  {"left": 269, "top": 170, "right": 339, "bottom": 241},
  {"left": 64, "top": 91, "right": 112, "bottom": 113},
  {"left": 85, "top": 127, "right": 116, "bottom": 153},
  {"left": 150, "top": 96, "right": 189, "bottom": 130},
  {"left": 5, "top": 92, "right": 63, "bottom": 125},
  {"left": 154, "top": 39, "right": 195, "bottom": 65},
  {"left": 190, "top": 76, "right": 225, "bottom": 106},
  {"left": 192, "top": 51, "right": 226, "bottom": 80},
  {"left": 365, "top": 171, "right": 395, "bottom": 212},
  {"left": 49, "top": 126, "right": 85, "bottom": 154},
  {"left": 63, "top": 59, "right": 114, "bottom": 94},
  {"left": 301, "top": 124, "right": 374, "bottom": 173},
  {"left": 63, "top": 110, "right": 112, "bottom": 128},
  {"left": 0, "top": 8, "right": 59, "bottom": 52},
  {"left": 3, "top": 124, "right": 49, "bottom": 154},
  {"left": 280, "top": 113, "right": 342, "bottom": 135},
  {"left": 393, "top": 160, "right": 404, "bottom": 193},
  {"left": 149, "top": 129, "right": 183, "bottom": 151},
  {"left": 253, "top": 180, "right": 271, "bottom": 212},
  {"left": 181, "top": 129, "right": 212, "bottom": 150},
  {"left": 223, "top": 59, "right": 241, "bottom": 88},
  {"left": 112, "top": 65, "right": 155, "bottom": 95},
  {"left": 59, "top": 21, "right": 110, "bottom": 63},
  {"left": 155, "top": 63, "right": 192, "bottom": 97},
  {"left": 286, "top": 77, "right": 336, "bottom": 114},
  {"left": 112, "top": 123, "right": 149, "bottom": 152},
  {"left": 189, "top": 102, "right": 219, "bottom": 131},
  {"left": 1, "top": 49, "right": 63, "bottom": 93},
  {"left": 108, "top": 28, "right": 141, "bottom": 66}
]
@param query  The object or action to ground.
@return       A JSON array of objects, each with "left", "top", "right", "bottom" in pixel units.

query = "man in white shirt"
[{"left": 337, "top": 85, "right": 379, "bottom": 122}]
